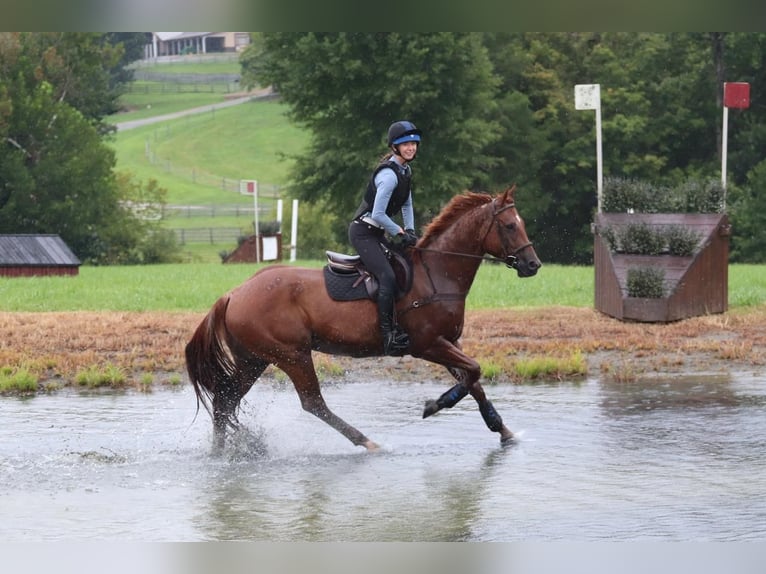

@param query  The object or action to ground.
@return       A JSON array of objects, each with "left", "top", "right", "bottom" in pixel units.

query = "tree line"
[
  {"left": 2, "top": 33, "right": 764, "bottom": 265},
  {"left": 0, "top": 32, "right": 180, "bottom": 264},
  {"left": 242, "top": 32, "right": 766, "bottom": 263}
]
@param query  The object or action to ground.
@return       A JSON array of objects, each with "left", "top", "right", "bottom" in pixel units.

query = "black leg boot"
[{"left": 377, "top": 287, "right": 410, "bottom": 356}]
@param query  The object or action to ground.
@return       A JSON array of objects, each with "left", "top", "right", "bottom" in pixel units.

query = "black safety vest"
[{"left": 353, "top": 159, "right": 412, "bottom": 221}]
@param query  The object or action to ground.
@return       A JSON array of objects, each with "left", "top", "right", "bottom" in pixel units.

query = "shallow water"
[{"left": 1, "top": 372, "right": 765, "bottom": 541}]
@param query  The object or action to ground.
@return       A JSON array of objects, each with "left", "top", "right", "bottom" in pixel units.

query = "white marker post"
[
  {"left": 574, "top": 84, "right": 603, "bottom": 212},
  {"left": 721, "top": 82, "right": 750, "bottom": 211},
  {"left": 290, "top": 199, "right": 299, "bottom": 262},
  {"left": 252, "top": 180, "right": 260, "bottom": 263}
]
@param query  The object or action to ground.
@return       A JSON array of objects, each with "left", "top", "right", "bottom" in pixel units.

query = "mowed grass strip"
[{"left": 1, "top": 263, "right": 763, "bottom": 313}]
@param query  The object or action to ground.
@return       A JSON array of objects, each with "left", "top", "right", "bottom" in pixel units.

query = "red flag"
[{"left": 724, "top": 82, "right": 750, "bottom": 109}]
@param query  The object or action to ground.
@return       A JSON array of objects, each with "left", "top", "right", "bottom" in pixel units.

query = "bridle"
[
  {"left": 414, "top": 198, "right": 534, "bottom": 270},
  {"left": 399, "top": 198, "right": 534, "bottom": 315}
]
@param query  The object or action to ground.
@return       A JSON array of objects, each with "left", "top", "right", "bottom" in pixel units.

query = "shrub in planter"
[
  {"left": 673, "top": 178, "right": 724, "bottom": 214},
  {"left": 602, "top": 177, "right": 668, "bottom": 213},
  {"left": 603, "top": 176, "right": 724, "bottom": 214},
  {"left": 627, "top": 266, "right": 665, "bottom": 298},
  {"left": 664, "top": 224, "right": 701, "bottom": 256},
  {"left": 620, "top": 222, "right": 666, "bottom": 255},
  {"left": 600, "top": 223, "right": 701, "bottom": 256}
]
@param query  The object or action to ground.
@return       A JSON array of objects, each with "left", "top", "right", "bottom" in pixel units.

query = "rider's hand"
[
  {"left": 394, "top": 231, "right": 417, "bottom": 249},
  {"left": 405, "top": 229, "right": 418, "bottom": 240}
]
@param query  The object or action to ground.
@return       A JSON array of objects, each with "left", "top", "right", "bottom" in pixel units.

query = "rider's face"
[{"left": 396, "top": 141, "right": 418, "bottom": 162}]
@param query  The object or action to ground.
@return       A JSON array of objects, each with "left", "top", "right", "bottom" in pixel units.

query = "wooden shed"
[
  {"left": 0, "top": 234, "right": 81, "bottom": 277},
  {"left": 593, "top": 213, "right": 730, "bottom": 322},
  {"left": 223, "top": 233, "right": 283, "bottom": 264}
]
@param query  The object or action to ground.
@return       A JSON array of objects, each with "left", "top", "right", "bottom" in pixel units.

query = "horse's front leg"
[
  {"left": 422, "top": 366, "right": 471, "bottom": 418},
  {"left": 418, "top": 338, "right": 513, "bottom": 444},
  {"left": 469, "top": 382, "right": 514, "bottom": 444}
]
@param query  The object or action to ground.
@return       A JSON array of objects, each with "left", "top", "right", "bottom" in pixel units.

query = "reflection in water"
[
  {"left": 600, "top": 373, "right": 746, "bottom": 414},
  {"left": 197, "top": 438, "right": 511, "bottom": 541},
  {"left": 1, "top": 375, "right": 765, "bottom": 541}
]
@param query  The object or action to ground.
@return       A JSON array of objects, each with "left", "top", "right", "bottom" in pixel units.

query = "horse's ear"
[{"left": 502, "top": 184, "right": 517, "bottom": 203}]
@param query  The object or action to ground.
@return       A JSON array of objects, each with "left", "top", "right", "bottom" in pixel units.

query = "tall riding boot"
[{"left": 377, "top": 287, "right": 410, "bottom": 356}]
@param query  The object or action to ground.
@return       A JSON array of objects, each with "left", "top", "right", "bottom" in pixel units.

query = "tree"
[
  {"left": 244, "top": 32, "right": 766, "bottom": 263},
  {"left": 242, "top": 33, "right": 503, "bottom": 240},
  {"left": 0, "top": 32, "right": 178, "bottom": 264}
]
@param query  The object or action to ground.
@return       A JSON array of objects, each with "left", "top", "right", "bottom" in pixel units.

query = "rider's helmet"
[{"left": 387, "top": 120, "right": 422, "bottom": 147}]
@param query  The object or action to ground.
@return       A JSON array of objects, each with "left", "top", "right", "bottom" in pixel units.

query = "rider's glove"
[{"left": 392, "top": 231, "right": 417, "bottom": 249}]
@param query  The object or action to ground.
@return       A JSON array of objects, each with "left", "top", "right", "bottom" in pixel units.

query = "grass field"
[
  {"left": 110, "top": 99, "right": 305, "bottom": 203},
  {"left": 109, "top": 93, "right": 307, "bottom": 260},
  {"left": 106, "top": 91, "right": 230, "bottom": 124},
  {"left": 1, "top": 263, "right": 763, "bottom": 313}
]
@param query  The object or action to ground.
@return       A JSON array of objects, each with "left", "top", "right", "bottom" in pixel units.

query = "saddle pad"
[{"left": 323, "top": 266, "right": 374, "bottom": 301}]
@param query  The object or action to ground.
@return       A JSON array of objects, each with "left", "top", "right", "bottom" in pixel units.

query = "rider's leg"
[
  {"left": 377, "top": 283, "right": 409, "bottom": 355},
  {"left": 349, "top": 221, "right": 409, "bottom": 356}
]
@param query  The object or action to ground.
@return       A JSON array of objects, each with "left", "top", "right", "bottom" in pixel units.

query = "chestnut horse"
[{"left": 186, "top": 187, "right": 541, "bottom": 452}]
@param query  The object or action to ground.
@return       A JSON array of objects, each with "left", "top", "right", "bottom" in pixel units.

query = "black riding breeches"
[{"left": 348, "top": 220, "right": 396, "bottom": 292}]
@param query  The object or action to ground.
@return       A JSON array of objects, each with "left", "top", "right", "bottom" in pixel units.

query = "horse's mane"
[{"left": 419, "top": 192, "right": 493, "bottom": 247}]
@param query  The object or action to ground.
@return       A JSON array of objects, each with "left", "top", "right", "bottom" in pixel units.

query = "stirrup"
[{"left": 383, "top": 330, "right": 410, "bottom": 356}]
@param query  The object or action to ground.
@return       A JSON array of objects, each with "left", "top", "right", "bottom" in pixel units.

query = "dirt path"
[
  {"left": 113, "top": 87, "right": 275, "bottom": 132},
  {"left": 2, "top": 306, "right": 764, "bottom": 389}
]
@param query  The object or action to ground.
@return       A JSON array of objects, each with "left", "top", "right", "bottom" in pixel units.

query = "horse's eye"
[{"left": 505, "top": 223, "right": 516, "bottom": 231}]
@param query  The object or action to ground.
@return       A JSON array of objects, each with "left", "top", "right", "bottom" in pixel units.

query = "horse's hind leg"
[
  {"left": 211, "top": 358, "right": 269, "bottom": 454},
  {"left": 278, "top": 353, "right": 379, "bottom": 451}
]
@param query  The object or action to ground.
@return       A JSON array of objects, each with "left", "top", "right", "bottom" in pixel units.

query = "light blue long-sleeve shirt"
[{"left": 370, "top": 156, "right": 415, "bottom": 236}]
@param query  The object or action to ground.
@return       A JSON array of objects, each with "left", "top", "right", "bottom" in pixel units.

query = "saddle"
[{"left": 323, "top": 247, "right": 412, "bottom": 302}]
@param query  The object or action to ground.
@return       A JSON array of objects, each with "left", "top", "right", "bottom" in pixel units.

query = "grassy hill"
[{"left": 109, "top": 60, "right": 309, "bottom": 262}]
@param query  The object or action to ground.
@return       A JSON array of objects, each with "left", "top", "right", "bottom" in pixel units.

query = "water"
[{"left": 1, "top": 372, "right": 765, "bottom": 541}]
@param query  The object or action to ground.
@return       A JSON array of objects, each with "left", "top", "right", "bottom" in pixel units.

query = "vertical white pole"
[
  {"left": 721, "top": 105, "right": 729, "bottom": 210},
  {"left": 253, "top": 180, "right": 260, "bottom": 263},
  {"left": 596, "top": 105, "right": 603, "bottom": 213},
  {"left": 575, "top": 84, "right": 603, "bottom": 213},
  {"left": 290, "top": 199, "right": 299, "bottom": 262},
  {"left": 276, "top": 199, "right": 283, "bottom": 232}
]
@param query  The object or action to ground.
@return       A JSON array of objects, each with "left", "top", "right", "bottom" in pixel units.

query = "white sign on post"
[
  {"left": 574, "top": 84, "right": 601, "bottom": 110},
  {"left": 574, "top": 84, "right": 603, "bottom": 212}
]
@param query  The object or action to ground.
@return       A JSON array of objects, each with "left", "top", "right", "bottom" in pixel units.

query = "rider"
[{"left": 349, "top": 120, "right": 421, "bottom": 356}]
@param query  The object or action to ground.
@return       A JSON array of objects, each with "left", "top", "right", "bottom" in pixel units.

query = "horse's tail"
[{"left": 185, "top": 295, "right": 237, "bottom": 421}]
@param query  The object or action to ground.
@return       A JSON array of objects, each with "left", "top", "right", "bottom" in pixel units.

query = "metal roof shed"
[{"left": 0, "top": 234, "right": 81, "bottom": 277}]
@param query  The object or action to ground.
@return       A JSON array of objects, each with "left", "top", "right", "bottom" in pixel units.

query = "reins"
[{"left": 412, "top": 246, "right": 525, "bottom": 269}]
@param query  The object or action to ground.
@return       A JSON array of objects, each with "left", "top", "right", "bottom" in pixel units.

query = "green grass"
[
  {"left": 74, "top": 364, "right": 127, "bottom": 388},
  {"left": 0, "top": 366, "right": 38, "bottom": 393},
  {"left": 1, "top": 263, "right": 763, "bottom": 313},
  {"left": 107, "top": 91, "right": 230, "bottom": 124},
  {"left": 109, "top": 99, "right": 306, "bottom": 205},
  {"left": 467, "top": 264, "right": 593, "bottom": 308},
  {"left": 511, "top": 352, "right": 588, "bottom": 381},
  {"left": 728, "top": 264, "right": 766, "bottom": 307},
  {"left": 132, "top": 60, "right": 242, "bottom": 75}
]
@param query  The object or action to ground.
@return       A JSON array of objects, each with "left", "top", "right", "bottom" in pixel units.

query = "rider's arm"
[
  {"left": 401, "top": 193, "right": 414, "bottom": 232},
  {"left": 371, "top": 168, "right": 405, "bottom": 236}
]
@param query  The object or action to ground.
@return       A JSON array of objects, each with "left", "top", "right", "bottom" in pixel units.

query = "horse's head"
[{"left": 483, "top": 186, "right": 541, "bottom": 277}]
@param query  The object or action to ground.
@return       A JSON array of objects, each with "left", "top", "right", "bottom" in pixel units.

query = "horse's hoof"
[
  {"left": 422, "top": 399, "right": 439, "bottom": 419},
  {"left": 363, "top": 440, "right": 381, "bottom": 452},
  {"left": 500, "top": 433, "right": 516, "bottom": 446}
]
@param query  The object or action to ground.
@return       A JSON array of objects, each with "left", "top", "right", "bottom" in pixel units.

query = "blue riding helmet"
[{"left": 387, "top": 120, "right": 422, "bottom": 146}]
